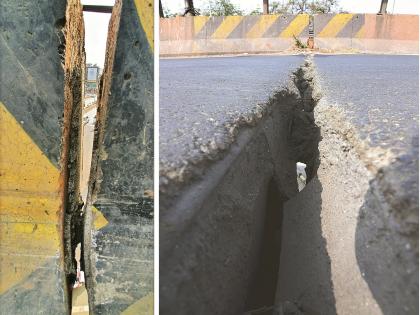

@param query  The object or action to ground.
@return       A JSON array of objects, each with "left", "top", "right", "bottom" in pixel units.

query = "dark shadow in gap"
[
  {"left": 274, "top": 97, "right": 336, "bottom": 315},
  {"left": 245, "top": 178, "right": 287, "bottom": 313}
]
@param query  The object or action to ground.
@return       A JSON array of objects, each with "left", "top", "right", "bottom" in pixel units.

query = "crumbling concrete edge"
[
  {"left": 58, "top": 0, "right": 86, "bottom": 310},
  {"left": 82, "top": 0, "right": 122, "bottom": 312},
  {"left": 160, "top": 56, "right": 322, "bottom": 211},
  {"left": 310, "top": 65, "right": 418, "bottom": 314}
]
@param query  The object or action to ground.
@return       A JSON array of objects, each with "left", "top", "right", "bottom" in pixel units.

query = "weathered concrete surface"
[
  {"left": 160, "top": 58, "right": 321, "bottom": 314},
  {"left": 276, "top": 55, "right": 418, "bottom": 315},
  {"left": 84, "top": 0, "right": 154, "bottom": 314},
  {"left": 315, "top": 14, "right": 419, "bottom": 54},
  {"left": 160, "top": 14, "right": 419, "bottom": 56},
  {"left": 0, "top": 0, "right": 85, "bottom": 313}
]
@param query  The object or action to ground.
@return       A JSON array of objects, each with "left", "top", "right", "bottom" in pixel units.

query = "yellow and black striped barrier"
[{"left": 160, "top": 13, "right": 419, "bottom": 55}]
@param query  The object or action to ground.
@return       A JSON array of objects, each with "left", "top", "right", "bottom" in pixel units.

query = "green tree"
[
  {"left": 270, "top": 1, "right": 291, "bottom": 14},
  {"left": 308, "top": 0, "right": 339, "bottom": 13},
  {"left": 270, "top": 0, "right": 339, "bottom": 14},
  {"left": 202, "top": 0, "right": 243, "bottom": 16},
  {"left": 249, "top": 8, "right": 263, "bottom": 15}
]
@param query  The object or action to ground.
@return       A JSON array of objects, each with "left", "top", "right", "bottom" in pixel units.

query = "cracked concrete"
[
  {"left": 160, "top": 55, "right": 418, "bottom": 315},
  {"left": 276, "top": 57, "right": 418, "bottom": 315},
  {"left": 160, "top": 57, "right": 321, "bottom": 315}
]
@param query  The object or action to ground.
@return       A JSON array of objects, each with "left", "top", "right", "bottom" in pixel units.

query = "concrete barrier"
[
  {"left": 160, "top": 14, "right": 419, "bottom": 56},
  {"left": 0, "top": 0, "right": 85, "bottom": 313},
  {"left": 315, "top": 14, "right": 419, "bottom": 53},
  {"left": 84, "top": 0, "right": 154, "bottom": 313}
]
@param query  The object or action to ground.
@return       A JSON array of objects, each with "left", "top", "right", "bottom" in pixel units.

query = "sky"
[
  {"left": 162, "top": 0, "right": 420, "bottom": 15},
  {"left": 82, "top": 0, "right": 419, "bottom": 66},
  {"left": 81, "top": 0, "right": 115, "bottom": 67}
]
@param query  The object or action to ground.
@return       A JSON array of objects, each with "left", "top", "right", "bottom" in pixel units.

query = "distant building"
[{"left": 85, "top": 64, "right": 101, "bottom": 98}]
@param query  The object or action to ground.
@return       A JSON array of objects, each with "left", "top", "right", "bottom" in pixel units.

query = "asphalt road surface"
[
  {"left": 160, "top": 55, "right": 304, "bottom": 169},
  {"left": 315, "top": 55, "right": 418, "bottom": 225},
  {"left": 314, "top": 54, "right": 419, "bottom": 154},
  {"left": 160, "top": 54, "right": 418, "bottom": 170}
]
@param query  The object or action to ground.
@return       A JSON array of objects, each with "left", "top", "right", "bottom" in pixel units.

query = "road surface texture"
[
  {"left": 160, "top": 54, "right": 419, "bottom": 315},
  {"left": 315, "top": 55, "right": 418, "bottom": 153}
]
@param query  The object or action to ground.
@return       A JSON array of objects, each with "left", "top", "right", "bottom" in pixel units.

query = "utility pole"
[
  {"left": 184, "top": 0, "right": 196, "bottom": 16},
  {"left": 378, "top": 0, "right": 388, "bottom": 14},
  {"left": 159, "top": 0, "right": 164, "bottom": 18},
  {"left": 263, "top": 0, "right": 269, "bottom": 14}
]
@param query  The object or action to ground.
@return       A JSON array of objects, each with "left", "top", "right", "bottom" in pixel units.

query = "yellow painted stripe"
[
  {"left": 134, "top": 0, "right": 154, "bottom": 51},
  {"left": 211, "top": 16, "right": 243, "bottom": 39},
  {"left": 92, "top": 206, "right": 108, "bottom": 230},
  {"left": 0, "top": 101, "right": 108, "bottom": 294},
  {"left": 121, "top": 293, "right": 154, "bottom": 315},
  {"left": 280, "top": 14, "right": 309, "bottom": 38},
  {"left": 246, "top": 15, "right": 278, "bottom": 38},
  {"left": 194, "top": 16, "right": 209, "bottom": 35},
  {"left": 318, "top": 14, "right": 354, "bottom": 37},
  {"left": 354, "top": 25, "right": 365, "bottom": 38},
  {"left": 0, "top": 101, "right": 61, "bottom": 294}
]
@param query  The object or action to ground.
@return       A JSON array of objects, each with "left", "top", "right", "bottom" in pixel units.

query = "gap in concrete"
[
  {"left": 243, "top": 60, "right": 322, "bottom": 315},
  {"left": 81, "top": 0, "right": 121, "bottom": 312},
  {"left": 68, "top": 1, "right": 114, "bottom": 314},
  {"left": 244, "top": 178, "right": 286, "bottom": 314},
  {"left": 59, "top": 0, "right": 87, "bottom": 311},
  {"left": 159, "top": 59, "right": 325, "bottom": 314}
]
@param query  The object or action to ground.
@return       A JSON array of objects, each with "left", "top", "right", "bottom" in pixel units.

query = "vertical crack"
[
  {"left": 59, "top": 0, "right": 86, "bottom": 312},
  {"left": 244, "top": 58, "right": 322, "bottom": 314},
  {"left": 82, "top": 1, "right": 121, "bottom": 312}
]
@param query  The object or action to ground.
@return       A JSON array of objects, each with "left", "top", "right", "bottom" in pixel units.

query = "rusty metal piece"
[{"left": 82, "top": 5, "right": 113, "bottom": 13}]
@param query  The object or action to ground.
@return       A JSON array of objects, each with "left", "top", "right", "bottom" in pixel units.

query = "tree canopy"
[
  {"left": 202, "top": 0, "right": 243, "bottom": 16},
  {"left": 160, "top": 0, "right": 342, "bottom": 18},
  {"left": 271, "top": 0, "right": 340, "bottom": 14}
]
